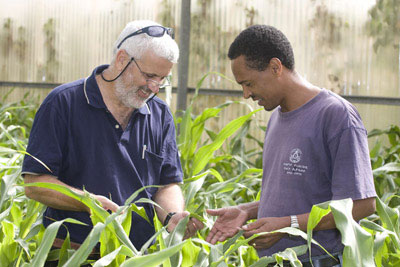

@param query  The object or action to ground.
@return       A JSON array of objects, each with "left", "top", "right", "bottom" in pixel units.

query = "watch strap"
[
  {"left": 163, "top": 212, "right": 176, "bottom": 226},
  {"left": 290, "top": 215, "right": 299, "bottom": 229}
]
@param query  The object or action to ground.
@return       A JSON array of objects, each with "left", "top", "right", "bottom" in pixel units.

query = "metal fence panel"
[{"left": 1, "top": 0, "right": 399, "bottom": 137}]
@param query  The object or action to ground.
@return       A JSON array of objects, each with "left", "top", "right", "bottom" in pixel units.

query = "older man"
[{"left": 23, "top": 20, "right": 202, "bottom": 256}]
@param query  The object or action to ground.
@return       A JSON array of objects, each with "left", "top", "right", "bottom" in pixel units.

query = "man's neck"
[{"left": 280, "top": 71, "right": 321, "bottom": 112}]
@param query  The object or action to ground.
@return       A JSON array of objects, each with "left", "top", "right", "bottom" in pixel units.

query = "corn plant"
[
  {"left": 1, "top": 86, "right": 400, "bottom": 266},
  {"left": 361, "top": 125, "right": 400, "bottom": 266},
  {"left": 0, "top": 94, "right": 46, "bottom": 266}
]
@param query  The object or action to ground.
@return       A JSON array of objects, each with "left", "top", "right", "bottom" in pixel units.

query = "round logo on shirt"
[{"left": 289, "top": 148, "right": 302, "bottom": 163}]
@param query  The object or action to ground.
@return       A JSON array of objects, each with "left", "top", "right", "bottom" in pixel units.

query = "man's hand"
[
  {"left": 206, "top": 206, "right": 248, "bottom": 244},
  {"left": 92, "top": 194, "right": 120, "bottom": 213},
  {"left": 24, "top": 174, "right": 120, "bottom": 213},
  {"left": 167, "top": 211, "right": 204, "bottom": 239},
  {"left": 242, "top": 217, "right": 288, "bottom": 249}
]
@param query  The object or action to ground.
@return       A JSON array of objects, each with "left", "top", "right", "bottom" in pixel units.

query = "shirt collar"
[{"left": 84, "top": 64, "right": 151, "bottom": 115}]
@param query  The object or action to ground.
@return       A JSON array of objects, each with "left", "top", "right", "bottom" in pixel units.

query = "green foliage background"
[{"left": 0, "top": 85, "right": 399, "bottom": 266}]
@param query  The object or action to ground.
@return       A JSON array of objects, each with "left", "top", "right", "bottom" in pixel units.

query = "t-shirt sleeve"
[
  {"left": 22, "top": 102, "right": 66, "bottom": 177},
  {"left": 159, "top": 110, "right": 183, "bottom": 184},
  {"left": 328, "top": 126, "right": 377, "bottom": 200}
]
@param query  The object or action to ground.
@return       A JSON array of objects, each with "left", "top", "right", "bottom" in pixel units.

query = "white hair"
[{"left": 112, "top": 20, "right": 179, "bottom": 63}]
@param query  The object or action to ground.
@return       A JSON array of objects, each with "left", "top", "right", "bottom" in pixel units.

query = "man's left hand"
[
  {"left": 242, "top": 217, "right": 287, "bottom": 249},
  {"left": 167, "top": 211, "right": 204, "bottom": 239}
]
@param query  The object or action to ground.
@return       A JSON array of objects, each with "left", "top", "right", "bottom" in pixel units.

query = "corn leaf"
[
  {"left": 120, "top": 240, "right": 188, "bottom": 267},
  {"left": 192, "top": 109, "right": 261, "bottom": 175},
  {"left": 63, "top": 222, "right": 105, "bottom": 267},
  {"left": 310, "top": 199, "right": 375, "bottom": 267},
  {"left": 93, "top": 246, "right": 123, "bottom": 267},
  {"left": 30, "top": 218, "right": 85, "bottom": 267}
]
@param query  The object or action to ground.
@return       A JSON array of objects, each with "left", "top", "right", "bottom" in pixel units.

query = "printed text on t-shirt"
[{"left": 283, "top": 162, "right": 308, "bottom": 176}]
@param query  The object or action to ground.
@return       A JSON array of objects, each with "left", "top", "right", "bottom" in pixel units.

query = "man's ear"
[
  {"left": 115, "top": 50, "right": 129, "bottom": 71},
  {"left": 269, "top": 58, "right": 283, "bottom": 76}
]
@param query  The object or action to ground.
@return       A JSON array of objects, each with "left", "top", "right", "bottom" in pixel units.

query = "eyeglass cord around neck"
[
  {"left": 100, "top": 58, "right": 133, "bottom": 82},
  {"left": 99, "top": 58, "right": 157, "bottom": 104}
]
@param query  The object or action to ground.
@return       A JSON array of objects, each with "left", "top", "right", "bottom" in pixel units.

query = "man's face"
[
  {"left": 116, "top": 50, "right": 173, "bottom": 109},
  {"left": 231, "top": 55, "right": 282, "bottom": 111}
]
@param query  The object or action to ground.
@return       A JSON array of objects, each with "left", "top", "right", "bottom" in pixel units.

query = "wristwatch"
[
  {"left": 163, "top": 212, "right": 176, "bottom": 226},
  {"left": 290, "top": 215, "right": 299, "bottom": 229}
]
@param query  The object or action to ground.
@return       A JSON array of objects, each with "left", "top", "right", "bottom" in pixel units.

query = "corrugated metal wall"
[{"left": 1, "top": 0, "right": 399, "bottom": 139}]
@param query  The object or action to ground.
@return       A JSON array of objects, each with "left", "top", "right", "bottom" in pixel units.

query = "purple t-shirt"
[{"left": 257, "top": 89, "right": 376, "bottom": 258}]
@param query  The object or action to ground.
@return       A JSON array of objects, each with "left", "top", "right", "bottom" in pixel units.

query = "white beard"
[{"left": 115, "top": 76, "right": 153, "bottom": 109}]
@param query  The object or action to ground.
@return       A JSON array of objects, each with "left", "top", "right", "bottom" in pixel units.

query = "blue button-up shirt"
[{"left": 22, "top": 65, "right": 183, "bottom": 249}]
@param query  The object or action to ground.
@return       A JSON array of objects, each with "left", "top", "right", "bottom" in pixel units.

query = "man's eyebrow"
[
  {"left": 143, "top": 71, "right": 169, "bottom": 80},
  {"left": 143, "top": 71, "right": 161, "bottom": 77}
]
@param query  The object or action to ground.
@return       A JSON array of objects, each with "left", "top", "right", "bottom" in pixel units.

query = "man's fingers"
[
  {"left": 109, "top": 202, "right": 119, "bottom": 212},
  {"left": 206, "top": 227, "right": 217, "bottom": 243},
  {"left": 206, "top": 208, "right": 224, "bottom": 216},
  {"left": 95, "top": 195, "right": 119, "bottom": 212},
  {"left": 242, "top": 220, "right": 262, "bottom": 231},
  {"left": 210, "top": 230, "right": 223, "bottom": 244},
  {"left": 191, "top": 217, "right": 204, "bottom": 230},
  {"left": 183, "top": 222, "right": 196, "bottom": 240},
  {"left": 106, "top": 200, "right": 119, "bottom": 212},
  {"left": 181, "top": 210, "right": 190, "bottom": 217},
  {"left": 207, "top": 228, "right": 236, "bottom": 244},
  {"left": 102, "top": 202, "right": 119, "bottom": 213},
  {"left": 186, "top": 221, "right": 196, "bottom": 234},
  {"left": 243, "top": 229, "right": 265, "bottom": 238}
]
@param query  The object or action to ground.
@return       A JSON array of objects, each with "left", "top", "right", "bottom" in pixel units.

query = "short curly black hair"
[{"left": 228, "top": 25, "right": 295, "bottom": 71}]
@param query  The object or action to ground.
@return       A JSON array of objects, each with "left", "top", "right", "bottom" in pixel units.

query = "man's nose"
[
  {"left": 147, "top": 81, "right": 160, "bottom": 94},
  {"left": 243, "top": 87, "right": 251, "bottom": 99}
]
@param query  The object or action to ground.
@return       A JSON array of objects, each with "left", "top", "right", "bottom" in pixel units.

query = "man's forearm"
[
  {"left": 296, "top": 197, "right": 376, "bottom": 231},
  {"left": 24, "top": 174, "right": 90, "bottom": 212},
  {"left": 153, "top": 183, "right": 184, "bottom": 223},
  {"left": 238, "top": 201, "right": 259, "bottom": 221}
]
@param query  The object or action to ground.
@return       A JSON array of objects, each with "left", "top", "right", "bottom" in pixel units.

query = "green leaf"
[
  {"left": 375, "top": 197, "right": 400, "bottom": 248},
  {"left": 181, "top": 239, "right": 201, "bottom": 267},
  {"left": 19, "top": 199, "right": 44, "bottom": 239},
  {"left": 57, "top": 233, "right": 71, "bottom": 267},
  {"left": 189, "top": 107, "right": 222, "bottom": 157},
  {"left": 30, "top": 218, "right": 85, "bottom": 267},
  {"left": 311, "top": 199, "right": 375, "bottom": 267},
  {"left": 373, "top": 162, "right": 400, "bottom": 174},
  {"left": 307, "top": 204, "right": 331, "bottom": 259},
  {"left": 124, "top": 185, "right": 159, "bottom": 206},
  {"left": 0, "top": 171, "right": 20, "bottom": 208},
  {"left": 93, "top": 246, "right": 123, "bottom": 267},
  {"left": 192, "top": 109, "right": 261, "bottom": 175},
  {"left": 184, "top": 175, "right": 206, "bottom": 208},
  {"left": 223, "top": 230, "right": 244, "bottom": 253},
  {"left": 130, "top": 204, "right": 150, "bottom": 224},
  {"left": 0, "top": 146, "right": 16, "bottom": 154},
  {"left": 24, "top": 182, "right": 139, "bottom": 255},
  {"left": 63, "top": 222, "right": 106, "bottom": 267},
  {"left": 140, "top": 227, "right": 166, "bottom": 255},
  {"left": 120, "top": 240, "right": 188, "bottom": 267}
]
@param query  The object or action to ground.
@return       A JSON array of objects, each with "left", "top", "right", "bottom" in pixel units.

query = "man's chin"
[
  {"left": 133, "top": 101, "right": 146, "bottom": 109},
  {"left": 121, "top": 99, "right": 146, "bottom": 109}
]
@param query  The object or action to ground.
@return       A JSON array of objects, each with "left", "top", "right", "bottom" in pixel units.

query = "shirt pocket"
[{"left": 138, "top": 149, "right": 163, "bottom": 197}]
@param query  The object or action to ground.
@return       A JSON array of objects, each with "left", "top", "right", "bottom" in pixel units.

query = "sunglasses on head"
[{"left": 117, "top": 25, "right": 175, "bottom": 49}]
